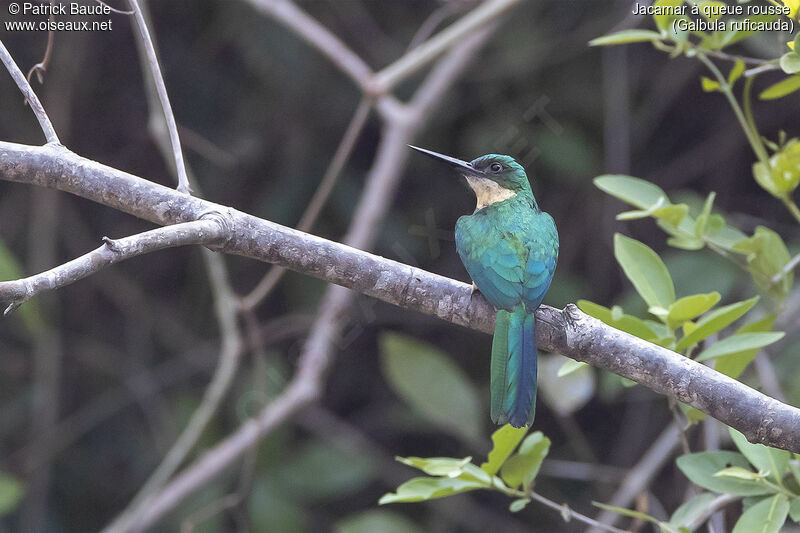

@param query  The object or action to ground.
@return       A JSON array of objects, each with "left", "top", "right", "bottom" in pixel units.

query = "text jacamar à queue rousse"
[{"left": 632, "top": 2, "right": 789, "bottom": 16}]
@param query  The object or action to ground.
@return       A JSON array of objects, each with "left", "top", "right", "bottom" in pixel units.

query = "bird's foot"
[{"left": 470, "top": 281, "right": 480, "bottom": 294}]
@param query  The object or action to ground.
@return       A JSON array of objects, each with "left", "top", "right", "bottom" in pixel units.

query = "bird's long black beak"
[{"left": 408, "top": 145, "right": 479, "bottom": 175}]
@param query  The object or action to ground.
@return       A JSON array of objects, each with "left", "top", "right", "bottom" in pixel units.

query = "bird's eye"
[{"left": 490, "top": 162, "right": 503, "bottom": 172}]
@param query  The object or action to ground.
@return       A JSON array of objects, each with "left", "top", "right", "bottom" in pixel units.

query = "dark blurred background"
[{"left": 1, "top": 1, "right": 799, "bottom": 531}]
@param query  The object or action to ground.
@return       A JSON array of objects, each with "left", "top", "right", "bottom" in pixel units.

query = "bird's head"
[{"left": 409, "top": 146, "right": 534, "bottom": 209}]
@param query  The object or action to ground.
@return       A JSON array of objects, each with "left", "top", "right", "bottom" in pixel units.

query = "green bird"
[{"left": 410, "top": 146, "right": 559, "bottom": 428}]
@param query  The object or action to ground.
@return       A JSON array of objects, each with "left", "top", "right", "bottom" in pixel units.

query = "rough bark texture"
[{"left": 2, "top": 140, "right": 800, "bottom": 452}]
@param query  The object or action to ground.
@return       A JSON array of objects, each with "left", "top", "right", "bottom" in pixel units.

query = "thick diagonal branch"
[{"left": 1, "top": 140, "right": 800, "bottom": 453}]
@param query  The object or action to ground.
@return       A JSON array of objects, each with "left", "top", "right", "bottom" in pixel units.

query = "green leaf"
[
  {"left": 614, "top": 234, "right": 676, "bottom": 310},
  {"left": 753, "top": 161, "right": 783, "bottom": 198},
  {"left": 509, "top": 498, "right": 530, "bottom": 512},
  {"left": 653, "top": 204, "right": 689, "bottom": 226},
  {"left": 594, "top": 175, "right": 668, "bottom": 209},
  {"left": 733, "top": 226, "right": 793, "bottom": 300},
  {"left": 715, "top": 315, "right": 777, "bottom": 378},
  {"left": 500, "top": 431, "right": 550, "bottom": 489},
  {"left": 589, "top": 29, "right": 664, "bottom": 46},
  {"left": 335, "top": 510, "right": 422, "bottom": 533},
  {"left": 480, "top": 425, "right": 528, "bottom": 475},
  {"left": 667, "top": 292, "right": 721, "bottom": 328},
  {"left": 790, "top": 458, "right": 800, "bottom": 489},
  {"left": 732, "top": 494, "right": 789, "bottom": 533},
  {"left": 675, "top": 296, "right": 759, "bottom": 352},
  {"left": 676, "top": 450, "right": 773, "bottom": 495},
  {"left": 0, "top": 472, "right": 23, "bottom": 517},
  {"left": 654, "top": 0, "right": 685, "bottom": 31},
  {"left": 728, "top": 59, "right": 746, "bottom": 85},
  {"left": 714, "top": 466, "right": 767, "bottom": 480},
  {"left": 701, "top": 76, "right": 722, "bottom": 92},
  {"left": 761, "top": 75, "right": 800, "bottom": 100},
  {"left": 380, "top": 332, "right": 482, "bottom": 441},
  {"left": 577, "top": 300, "right": 660, "bottom": 341},
  {"left": 592, "top": 502, "right": 661, "bottom": 524},
  {"left": 694, "top": 191, "right": 717, "bottom": 237},
  {"left": 617, "top": 196, "right": 669, "bottom": 221},
  {"left": 396, "top": 456, "right": 472, "bottom": 477},
  {"left": 695, "top": 332, "right": 784, "bottom": 362},
  {"left": 669, "top": 493, "right": 717, "bottom": 528},
  {"left": 704, "top": 214, "right": 725, "bottom": 237},
  {"left": 459, "top": 463, "right": 494, "bottom": 484},
  {"left": 789, "top": 497, "right": 800, "bottom": 523},
  {"left": 706, "top": 223, "right": 748, "bottom": 251},
  {"left": 557, "top": 359, "right": 588, "bottom": 377},
  {"left": 667, "top": 236, "right": 705, "bottom": 250},
  {"left": 780, "top": 52, "right": 800, "bottom": 74},
  {"left": 379, "top": 477, "right": 483, "bottom": 504},
  {"left": 729, "top": 428, "right": 790, "bottom": 484}
]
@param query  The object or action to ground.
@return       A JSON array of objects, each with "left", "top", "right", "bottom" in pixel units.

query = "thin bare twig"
[
  {"left": 686, "top": 493, "right": 741, "bottom": 531},
  {"left": 105, "top": 12, "right": 245, "bottom": 527},
  {"left": 127, "top": 0, "right": 191, "bottom": 193},
  {"left": 588, "top": 424, "right": 681, "bottom": 533},
  {"left": 772, "top": 250, "right": 800, "bottom": 285},
  {"left": 96, "top": 0, "right": 134, "bottom": 15},
  {"left": 102, "top": 248, "right": 243, "bottom": 533},
  {"left": 11, "top": 311, "right": 306, "bottom": 474},
  {"left": 240, "top": 96, "right": 372, "bottom": 311},
  {"left": 0, "top": 217, "right": 226, "bottom": 316},
  {"left": 744, "top": 63, "right": 781, "bottom": 77},
  {"left": 704, "top": 49, "right": 775, "bottom": 66},
  {"left": 0, "top": 40, "right": 60, "bottom": 144},
  {"left": 246, "top": 0, "right": 520, "bottom": 99},
  {"left": 245, "top": 0, "right": 374, "bottom": 91},
  {"left": 407, "top": 1, "right": 463, "bottom": 51},
  {"left": 753, "top": 351, "right": 786, "bottom": 402},
  {"left": 11, "top": 350, "right": 215, "bottom": 474},
  {"left": 25, "top": 1, "right": 55, "bottom": 85},
  {"left": 529, "top": 492, "right": 631, "bottom": 533},
  {"left": 371, "top": 0, "right": 519, "bottom": 94}
]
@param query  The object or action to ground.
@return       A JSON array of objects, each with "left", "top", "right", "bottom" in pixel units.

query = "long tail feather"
[{"left": 490, "top": 306, "right": 537, "bottom": 428}]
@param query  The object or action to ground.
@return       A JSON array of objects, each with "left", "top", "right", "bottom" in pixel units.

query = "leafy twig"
[{"left": 696, "top": 52, "right": 769, "bottom": 165}]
